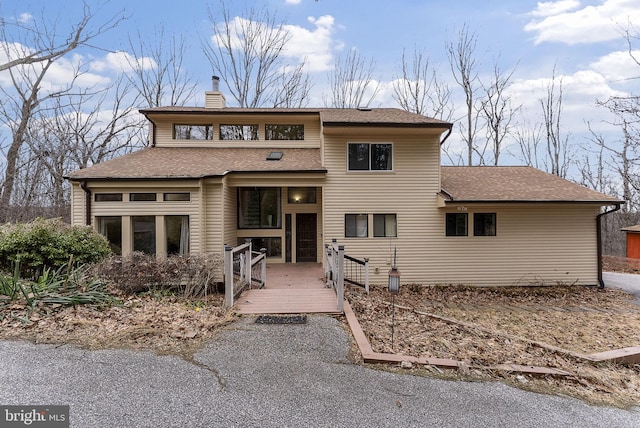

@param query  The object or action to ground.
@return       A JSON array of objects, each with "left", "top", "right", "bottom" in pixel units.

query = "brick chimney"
[{"left": 205, "top": 76, "right": 226, "bottom": 108}]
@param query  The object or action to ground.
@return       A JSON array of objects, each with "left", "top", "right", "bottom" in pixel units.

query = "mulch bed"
[{"left": 345, "top": 283, "right": 640, "bottom": 408}]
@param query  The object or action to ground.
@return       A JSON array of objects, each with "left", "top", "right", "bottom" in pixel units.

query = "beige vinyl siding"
[
  {"left": 70, "top": 183, "right": 86, "bottom": 226},
  {"left": 152, "top": 114, "right": 321, "bottom": 148},
  {"left": 222, "top": 179, "right": 238, "bottom": 251},
  {"left": 429, "top": 204, "right": 600, "bottom": 286},
  {"left": 204, "top": 180, "right": 224, "bottom": 255},
  {"left": 323, "top": 133, "right": 442, "bottom": 283}
]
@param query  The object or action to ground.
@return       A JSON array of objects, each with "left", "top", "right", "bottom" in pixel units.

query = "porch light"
[
  {"left": 388, "top": 246, "right": 400, "bottom": 295},
  {"left": 388, "top": 266, "right": 400, "bottom": 295},
  {"left": 388, "top": 246, "right": 400, "bottom": 350}
]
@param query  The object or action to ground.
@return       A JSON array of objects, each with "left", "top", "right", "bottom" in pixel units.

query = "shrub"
[
  {"left": 94, "top": 252, "right": 223, "bottom": 297},
  {"left": 0, "top": 218, "right": 112, "bottom": 278}
]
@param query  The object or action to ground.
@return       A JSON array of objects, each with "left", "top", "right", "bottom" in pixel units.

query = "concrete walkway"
[{"left": 2, "top": 316, "right": 639, "bottom": 427}]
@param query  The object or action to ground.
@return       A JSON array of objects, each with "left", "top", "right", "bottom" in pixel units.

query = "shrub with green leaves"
[{"left": 0, "top": 218, "right": 112, "bottom": 278}]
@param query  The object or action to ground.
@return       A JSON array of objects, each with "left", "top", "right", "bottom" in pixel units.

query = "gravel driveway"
[{"left": 1, "top": 316, "right": 639, "bottom": 427}]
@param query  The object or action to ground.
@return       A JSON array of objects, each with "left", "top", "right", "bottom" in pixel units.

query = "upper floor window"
[
  {"left": 220, "top": 124, "right": 259, "bottom": 140},
  {"left": 265, "top": 124, "right": 304, "bottom": 140},
  {"left": 348, "top": 143, "right": 392, "bottom": 171},
  {"left": 173, "top": 124, "right": 213, "bottom": 140}
]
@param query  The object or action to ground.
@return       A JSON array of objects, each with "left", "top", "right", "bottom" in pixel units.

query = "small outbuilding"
[{"left": 622, "top": 225, "right": 640, "bottom": 261}]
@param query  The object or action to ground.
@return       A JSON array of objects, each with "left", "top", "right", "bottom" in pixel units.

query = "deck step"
[{"left": 235, "top": 288, "right": 340, "bottom": 314}]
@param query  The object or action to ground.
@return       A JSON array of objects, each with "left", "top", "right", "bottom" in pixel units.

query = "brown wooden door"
[{"left": 296, "top": 213, "right": 317, "bottom": 262}]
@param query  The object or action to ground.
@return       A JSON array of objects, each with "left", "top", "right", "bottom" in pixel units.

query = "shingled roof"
[
  {"left": 138, "top": 107, "right": 451, "bottom": 128},
  {"left": 66, "top": 147, "right": 325, "bottom": 180},
  {"left": 441, "top": 166, "right": 622, "bottom": 204}
]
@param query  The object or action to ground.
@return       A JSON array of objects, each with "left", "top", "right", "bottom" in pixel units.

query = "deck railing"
[
  {"left": 344, "top": 254, "right": 369, "bottom": 293},
  {"left": 223, "top": 240, "right": 267, "bottom": 308},
  {"left": 324, "top": 240, "right": 344, "bottom": 313}
]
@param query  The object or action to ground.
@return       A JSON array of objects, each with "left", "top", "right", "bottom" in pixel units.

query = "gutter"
[
  {"left": 596, "top": 203, "right": 623, "bottom": 289},
  {"left": 80, "top": 181, "right": 92, "bottom": 226}
]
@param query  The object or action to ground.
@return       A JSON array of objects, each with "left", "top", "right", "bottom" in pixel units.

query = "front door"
[{"left": 296, "top": 213, "right": 317, "bottom": 262}]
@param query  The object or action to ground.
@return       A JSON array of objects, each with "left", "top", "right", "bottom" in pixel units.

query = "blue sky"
[{"left": 2, "top": 0, "right": 640, "bottom": 171}]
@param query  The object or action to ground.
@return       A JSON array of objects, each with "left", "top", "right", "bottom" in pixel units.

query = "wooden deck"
[{"left": 234, "top": 263, "right": 341, "bottom": 314}]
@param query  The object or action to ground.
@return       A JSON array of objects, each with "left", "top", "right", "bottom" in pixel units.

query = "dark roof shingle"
[
  {"left": 441, "top": 166, "right": 622, "bottom": 204},
  {"left": 138, "top": 107, "right": 451, "bottom": 128},
  {"left": 67, "top": 147, "right": 325, "bottom": 180}
]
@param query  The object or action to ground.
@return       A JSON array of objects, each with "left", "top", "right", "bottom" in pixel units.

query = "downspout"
[
  {"left": 596, "top": 203, "right": 622, "bottom": 289},
  {"left": 141, "top": 112, "right": 158, "bottom": 147},
  {"left": 80, "top": 181, "right": 92, "bottom": 226},
  {"left": 439, "top": 126, "right": 453, "bottom": 146}
]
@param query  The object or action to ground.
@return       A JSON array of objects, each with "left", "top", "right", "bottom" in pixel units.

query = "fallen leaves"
[
  {"left": 0, "top": 292, "right": 233, "bottom": 356},
  {"left": 346, "top": 283, "right": 640, "bottom": 408}
]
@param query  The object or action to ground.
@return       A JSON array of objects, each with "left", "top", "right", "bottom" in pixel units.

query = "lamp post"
[{"left": 388, "top": 247, "right": 400, "bottom": 350}]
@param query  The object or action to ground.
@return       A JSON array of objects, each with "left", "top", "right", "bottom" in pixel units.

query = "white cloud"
[
  {"left": 283, "top": 15, "right": 336, "bottom": 72},
  {"left": 211, "top": 14, "right": 337, "bottom": 73},
  {"left": 90, "top": 51, "right": 156, "bottom": 74},
  {"left": 285, "top": 0, "right": 302, "bottom": 4},
  {"left": 17, "top": 12, "right": 33, "bottom": 24},
  {"left": 525, "top": 0, "right": 640, "bottom": 44},
  {"left": 530, "top": 0, "right": 580, "bottom": 17},
  {"left": 590, "top": 49, "right": 640, "bottom": 82}
]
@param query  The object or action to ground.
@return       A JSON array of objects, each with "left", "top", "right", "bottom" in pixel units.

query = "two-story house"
[{"left": 66, "top": 81, "right": 623, "bottom": 286}]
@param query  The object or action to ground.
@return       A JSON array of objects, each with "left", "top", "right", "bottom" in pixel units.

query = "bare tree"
[
  {"left": 447, "top": 24, "right": 481, "bottom": 165},
  {"left": 578, "top": 127, "right": 609, "bottom": 194},
  {"left": 0, "top": 1, "right": 124, "bottom": 72},
  {"left": 125, "top": 26, "right": 199, "bottom": 108},
  {"left": 0, "top": 58, "right": 58, "bottom": 216},
  {"left": 392, "top": 47, "right": 453, "bottom": 119},
  {"left": 26, "top": 76, "right": 143, "bottom": 209},
  {"left": 512, "top": 121, "right": 544, "bottom": 169},
  {"left": 0, "top": 3, "right": 125, "bottom": 221},
  {"left": 479, "top": 60, "right": 518, "bottom": 165},
  {"left": 539, "top": 67, "right": 571, "bottom": 177},
  {"left": 202, "top": 0, "right": 310, "bottom": 108},
  {"left": 324, "top": 49, "right": 379, "bottom": 108}
]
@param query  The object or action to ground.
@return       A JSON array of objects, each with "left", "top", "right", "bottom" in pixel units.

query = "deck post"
[
  {"left": 224, "top": 244, "right": 233, "bottom": 308},
  {"left": 337, "top": 244, "right": 345, "bottom": 313},
  {"left": 364, "top": 258, "right": 369, "bottom": 294},
  {"left": 324, "top": 243, "right": 331, "bottom": 279},
  {"left": 260, "top": 248, "right": 267, "bottom": 288},
  {"left": 245, "top": 239, "right": 252, "bottom": 289}
]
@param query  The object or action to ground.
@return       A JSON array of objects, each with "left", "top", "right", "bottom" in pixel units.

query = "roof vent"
[
  {"left": 266, "top": 151, "right": 283, "bottom": 161},
  {"left": 357, "top": 107, "right": 372, "bottom": 111}
]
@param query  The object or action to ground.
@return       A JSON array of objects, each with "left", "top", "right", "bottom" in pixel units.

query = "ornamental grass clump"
[{"left": 0, "top": 261, "right": 116, "bottom": 310}]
